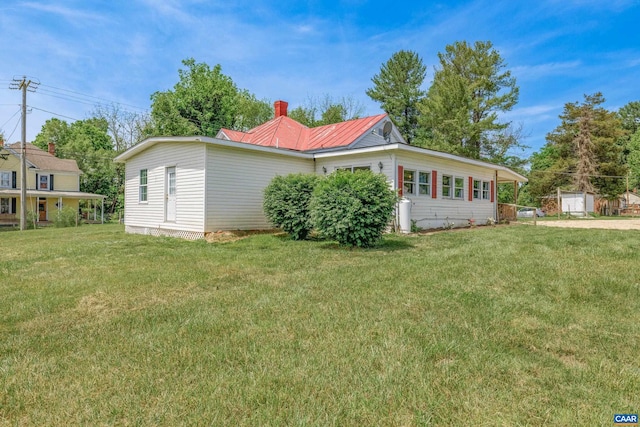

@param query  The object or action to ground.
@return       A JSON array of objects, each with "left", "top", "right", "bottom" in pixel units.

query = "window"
[
  {"left": 353, "top": 166, "right": 371, "bottom": 172},
  {"left": 418, "top": 171, "right": 431, "bottom": 196},
  {"left": 473, "top": 179, "right": 481, "bottom": 199},
  {"left": 336, "top": 165, "right": 371, "bottom": 173},
  {"left": 0, "top": 171, "right": 10, "bottom": 188},
  {"left": 482, "top": 181, "right": 490, "bottom": 200},
  {"left": 442, "top": 174, "right": 452, "bottom": 198},
  {"left": 39, "top": 174, "right": 49, "bottom": 190},
  {"left": 403, "top": 169, "right": 416, "bottom": 195},
  {"left": 139, "top": 169, "right": 148, "bottom": 202},
  {"left": 454, "top": 177, "right": 464, "bottom": 199},
  {"left": 0, "top": 198, "right": 9, "bottom": 214},
  {"left": 473, "top": 180, "right": 491, "bottom": 200}
]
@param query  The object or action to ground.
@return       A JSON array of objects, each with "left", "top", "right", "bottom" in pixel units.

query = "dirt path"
[{"left": 534, "top": 218, "right": 640, "bottom": 230}]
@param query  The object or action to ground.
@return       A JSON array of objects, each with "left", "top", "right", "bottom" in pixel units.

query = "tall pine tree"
[
  {"left": 366, "top": 50, "right": 426, "bottom": 145},
  {"left": 419, "top": 41, "right": 520, "bottom": 160},
  {"left": 529, "top": 93, "right": 627, "bottom": 202}
]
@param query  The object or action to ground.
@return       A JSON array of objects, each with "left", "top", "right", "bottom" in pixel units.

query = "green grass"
[{"left": 1, "top": 224, "right": 639, "bottom": 426}]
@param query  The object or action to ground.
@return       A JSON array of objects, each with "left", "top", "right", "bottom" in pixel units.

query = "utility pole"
[{"left": 9, "top": 76, "right": 39, "bottom": 231}]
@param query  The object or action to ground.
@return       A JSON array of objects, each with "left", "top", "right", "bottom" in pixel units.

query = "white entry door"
[{"left": 166, "top": 167, "right": 176, "bottom": 222}]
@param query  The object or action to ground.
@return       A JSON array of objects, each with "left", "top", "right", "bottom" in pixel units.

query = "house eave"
[
  {"left": 114, "top": 136, "right": 314, "bottom": 162},
  {"left": 0, "top": 189, "right": 106, "bottom": 199},
  {"left": 313, "top": 143, "right": 528, "bottom": 183}
]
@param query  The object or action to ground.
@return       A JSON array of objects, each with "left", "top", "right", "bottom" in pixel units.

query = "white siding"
[
  {"left": 350, "top": 132, "right": 393, "bottom": 149},
  {"left": 205, "top": 145, "right": 313, "bottom": 230},
  {"left": 315, "top": 152, "right": 394, "bottom": 177},
  {"left": 124, "top": 142, "right": 206, "bottom": 232},
  {"left": 396, "top": 152, "right": 496, "bottom": 229}
]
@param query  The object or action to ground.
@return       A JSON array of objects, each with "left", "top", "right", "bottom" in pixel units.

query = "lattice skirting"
[{"left": 125, "top": 225, "right": 204, "bottom": 240}]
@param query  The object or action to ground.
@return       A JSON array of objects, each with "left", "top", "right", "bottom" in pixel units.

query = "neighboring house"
[
  {"left": 115, "top": 101, "right": 527, "bottom": 240},
  {"left": 0, "top": 141, "right": 105, "bottom": 223},
  {"left": 621, "top": 190, "right": 640, "bottom": 215}
]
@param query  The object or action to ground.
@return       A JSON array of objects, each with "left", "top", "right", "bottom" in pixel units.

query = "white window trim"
[
  {"left": 473, "top": 179, "right": 481, "bottom": 200},
  {"left": 0, "top": 198, "right": 10, "bottom": 214},
  {"left": 442, "top": 174, "right": 452, "bottom": 198},
  {"left": 139, "top": 169, "right": 148, "bottom": 203},
  {"left": 452, "top": 176, "right": 465, "bottom": 200},
  {"left": 418, "top": 171, "right": 431, "bottom": 196},
  {"left": 0, "top": 171, "right": 10, "bottom": 189},
  {"left": 482, "top": 181, "right": 491, "bottom": 200},
  {"left": 473, "top": 179, "right": 491, "bottom": 201},
  {"left": 38, "top": 174, "right": 50, "bottom": 191},
  {"left": 334, "top": 165, "right": 372, "bottom": 173},
  {"left": 403, "top": 169, "right": 416, "bottom": 195}
]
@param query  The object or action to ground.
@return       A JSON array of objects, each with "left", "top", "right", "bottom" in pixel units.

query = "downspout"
[{"left": 393, "top": 153, "right": 398, "bottom": 231}]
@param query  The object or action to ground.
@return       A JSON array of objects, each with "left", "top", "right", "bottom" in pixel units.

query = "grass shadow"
[{"left": 317, "top": 235, "right": 415, "bottom": 252}]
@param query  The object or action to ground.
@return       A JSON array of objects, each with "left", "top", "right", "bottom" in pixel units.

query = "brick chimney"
[
  {"left": 274, "top": 100, "right": 288, "bottom": 118},
  {"left": 48, "top": 142, "right": 55, "bottom": 156}
]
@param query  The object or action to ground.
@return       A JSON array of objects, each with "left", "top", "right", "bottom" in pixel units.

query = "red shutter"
[
  {"left": 398, "top": 165, "right": 404, "bottom": 197},
  {"left": 468, "top": 177, "right": 473, "bottom": 201},
  {"left": 490, "top": 180, "right": 495, "bottom": 203},
  {"left": 431, "top": 170, "right": 437, "bottom": 199}
]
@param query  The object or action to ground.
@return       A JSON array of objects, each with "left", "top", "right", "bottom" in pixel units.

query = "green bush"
[
  {"left": 310, "top": 170, "right": 397, "bottom": 247},
  {"left": 263, "top": 173, "right": 321, "bottom": 240},
  {"left": 53, "top": 207, "right": 79, "bottom": 228}
]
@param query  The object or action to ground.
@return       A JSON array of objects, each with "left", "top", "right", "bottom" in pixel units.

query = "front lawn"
[{"left": 1, "top": 224, "right": 638, "bottom": 425}]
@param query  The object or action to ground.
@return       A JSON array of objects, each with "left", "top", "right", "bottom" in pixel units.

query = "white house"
[{"left": 114, "top": 101, "right": 527, "bottom": 239}]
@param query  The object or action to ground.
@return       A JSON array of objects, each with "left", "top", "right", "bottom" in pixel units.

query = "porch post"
[
  {"left": 495, "top": 170, "right": 499, "bottom": 223},
  {"left": 101, "top": 199, "right": 104, "bottom": 224}
]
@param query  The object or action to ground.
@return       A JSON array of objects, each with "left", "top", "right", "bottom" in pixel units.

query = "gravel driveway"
[{"left": 534, "top": 218, "right": 640, "bottom": 230}]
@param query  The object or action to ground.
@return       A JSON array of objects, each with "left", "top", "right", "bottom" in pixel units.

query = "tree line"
[{"left": 30, "top": 41, "right": 640, "bottom": 215}]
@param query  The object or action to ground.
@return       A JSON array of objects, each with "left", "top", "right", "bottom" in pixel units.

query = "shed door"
[{"left": 165, "top": 167, "right": 176, "bottom": 222}]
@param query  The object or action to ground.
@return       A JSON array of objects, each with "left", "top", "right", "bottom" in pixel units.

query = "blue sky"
[{"left": 1, "top": 0, "right": 639, "bottom": 160}]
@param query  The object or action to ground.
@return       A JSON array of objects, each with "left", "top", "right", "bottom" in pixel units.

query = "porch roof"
[{"left": 0, "top": 189, "right": 105, "bottom": 199}]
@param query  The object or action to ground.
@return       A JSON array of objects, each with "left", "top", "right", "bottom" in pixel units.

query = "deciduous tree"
[
  {"left": 149, "top": 58, "right": 271, "bottom": 137},
  {"left": 288, "top": 95, "right": 364, "bottom": 127}
]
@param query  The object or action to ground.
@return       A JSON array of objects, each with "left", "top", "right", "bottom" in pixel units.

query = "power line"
[
  {"left": 1, "top": 107, "right": 21, "bottom": 129},
  {"left": 528, "top": 169, "right": 629, "bottom": 179},
  {"left": 39, "top": 83, "right": 148, "bottom": 112},
  {"left": 28, "top": 106, "right": 80, "bottom": 121},
  {"left": 5, "top": 113, "right": 21, "bottom": 141}
]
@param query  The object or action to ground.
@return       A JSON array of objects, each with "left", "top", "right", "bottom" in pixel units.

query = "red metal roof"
[{"left": 218, "top": 113, "right": 388, "bottom": 151}]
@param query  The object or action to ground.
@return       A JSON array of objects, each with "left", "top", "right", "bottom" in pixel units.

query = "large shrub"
[
  {"left": 54, "top": 206, "right": 80, "bottom": 228},
  {"left": 310, "top": 170, "right": 397, "bottom": 247},
  {"left": 263, "top": 173, "right": 321, "bottom": 240}
]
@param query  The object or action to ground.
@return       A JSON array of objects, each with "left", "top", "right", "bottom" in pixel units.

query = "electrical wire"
[
  {"left": 1, "top": 107, "right": 21, "bottom": 129},
  {"left": 28, "top": 106, "right": 80, "bottom": 121},
  {"left": 5, "top": 115, "right": 21, "bottom": 141},
  {"left": 38, "top": 83, "right": 148, "bottom": 112},
  {"left": 528, "top": 169, "right": 628, "bottom": 179}
]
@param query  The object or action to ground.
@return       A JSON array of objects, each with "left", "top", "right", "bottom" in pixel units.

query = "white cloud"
[
  {"left": 19, "top": 1, "right": 107, "bottom": 23},
  {"left": 511, "top": 61, "right": 582, "bottom": 80}
]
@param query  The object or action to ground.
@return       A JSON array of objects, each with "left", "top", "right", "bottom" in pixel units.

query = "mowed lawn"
[{"left": 1, "top": 224, "right": 638, "bottom": 426}]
